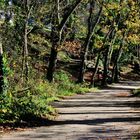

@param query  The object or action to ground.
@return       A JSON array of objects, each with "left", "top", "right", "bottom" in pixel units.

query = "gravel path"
[{"left": 1, "top": 81, "right": 140, "bottom": 140}]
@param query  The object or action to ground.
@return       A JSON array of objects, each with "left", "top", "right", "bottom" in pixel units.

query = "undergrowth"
[
  {"left": 54, "top": 70, "right": 90, "bottom": 97},
  {"left": 0, "top": 80, "right": 58, "bottom": 123},
  {"left": 0, "top": 70, "right": 93, "bottom": 123}
]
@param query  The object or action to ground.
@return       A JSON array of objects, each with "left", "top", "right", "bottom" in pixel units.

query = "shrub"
[{"left": 0, "top": 80, "right": 57, "bottom": 123}]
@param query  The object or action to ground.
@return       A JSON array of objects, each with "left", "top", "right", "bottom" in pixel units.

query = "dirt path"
[{"left": 1, "top": 81, "right": 140, "bottom": 140}]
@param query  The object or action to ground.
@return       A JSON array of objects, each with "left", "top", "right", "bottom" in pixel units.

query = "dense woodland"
[{"left": 0, "top": 0, "right": 140, "bottom": 123}]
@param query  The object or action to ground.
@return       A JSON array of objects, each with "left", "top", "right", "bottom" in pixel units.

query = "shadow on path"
[{"left": 45, "top": 117, "right": 140, "bottom": 126}]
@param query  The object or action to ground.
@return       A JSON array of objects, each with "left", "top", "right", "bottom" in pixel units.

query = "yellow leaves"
[
  {"left": 29, "top": 34, "right": 48, "bottom": 45},
  {"left": 130, "top": 22, "right": 140, "bottom": 29},
  {"left": 102, "top": 26, "right": 109, "bottom": 34},
  {"left": 116, "top": 30, "right": 122, "bottom": 36},
  {"left": 125, "top": 18, "right": 140, "bottom": 31},
  {"left": 124, "top": 1, "right": 140, "bottom": 39},
  {"left": 104, "top": 11, "right": 108, "bottom": 17},
  {"left": 106, "top": 2, "right": 120, "bottom": 11},
  {"left": 0, "top": 109, "right": 7, "bottom": 113},
  {"left": 127, "top": 34, "right": 140, "bottom": 44},
  {"left": 113, "top": 44, "right": 120, "bottom": 49},
  {"left": 94, "top": 37, "right": 103, "bottom": 49},
  {"left": 128, "top": 0, "right": 135, "bottom": 7},
  {"left": 13, "top": 62, "right": 17, "bottom": 68},
  {"left": 96, "top": 40, "right": 103, "bottom": 48}
]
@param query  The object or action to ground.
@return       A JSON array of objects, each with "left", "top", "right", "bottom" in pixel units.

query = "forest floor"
[{"left": 1, "top": 80, "right": 140, "bottom": 140}]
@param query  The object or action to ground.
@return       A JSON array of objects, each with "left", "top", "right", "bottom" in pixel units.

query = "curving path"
[{"left": 1, "top": 81, "right": 140, "bottom": 140}]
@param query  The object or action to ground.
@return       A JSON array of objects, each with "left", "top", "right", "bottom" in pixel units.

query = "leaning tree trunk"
[
  {"left": 101, "top": 36, "right": 117, "bottom": 86},
  {"left": 90, "top": 24, "right": 114, "bottom": 87},
  {"left": 101, "top": 30, "right": 116, "bottom": 86},
  {"left": 101, "top": 13, "right": 121, "bottom": 86},
  {"left": 90, "top": 53, "right": 101, "bottom": 87},
  {"left": 78, "top": 2, "right": 103, "bottom": 83}
]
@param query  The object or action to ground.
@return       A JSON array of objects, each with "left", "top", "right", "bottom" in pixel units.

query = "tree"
[
  {"left": 0, "top": 0, "right": 6, "bottom": 93},
  {"left": 78, "top": 0, "right": 103, "bottom": 83},
  {"left": 46, "top": 0, "right": 82, "bottom": 82},
  {"left": 12, "top": 0, "right": 45, "bottom": 84}
]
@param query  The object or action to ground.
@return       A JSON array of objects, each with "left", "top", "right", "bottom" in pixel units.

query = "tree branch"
[{"left": 58, "top": 0, "right": 82, "bottom": 31}]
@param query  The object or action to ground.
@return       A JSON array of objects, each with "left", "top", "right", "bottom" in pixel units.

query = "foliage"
[
  {"left": 0, "top": 80, "right": 58, "bottom": 123},
  {"left": 54, "top": 70, "right": 90, "bottom": 96},
  {"left": 57, "top": 51, "right": 72, "bottom": 62},
  {"left": 0, "top": 69, "right": 91, "bottom": 123}
]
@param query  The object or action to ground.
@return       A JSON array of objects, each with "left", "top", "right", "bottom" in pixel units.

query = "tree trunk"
[
  {"left": 102, "top": 46, "right": 110, "bottom": 86},
  {"left": 101, "top": 31, "right": 115, "bottom": 86},
  {"left": 46, "top": 0, "right": 60, "bottom": 82},
  {"left": 101, "top": 37, "right": 116, "bottom": 86},
  {"left": 101, "top": 14, "right": 121, "bottom": 86},
  {"left": 114, "top": 62, "right": 119, "bottom": 82},
  {"left": 21, "top": 0, "right": 32, "bottom": 83},
  {"left": 112, "top": 32, "right": 126, "bottom": 82},
  {"left": 0, "top": 44, "right": 4, "bottom": 93},
  {"left": 90, "top": 53, "right": 101, "bottom": 87},
  {"left": 90, "top": 24, "right": 114, "bottom": 86},
  {"left": 25, "top": 28, "right": 29, "bottom": 79},
  {"left": 112, "top": 48, "right": 122, "bottom": 83},
  {"left": 46, "top": 45, "right": 58, "bottom": 82},
  {"left": 78, "top": 2, "right": 103, "bottom": 83},
  {"left": 22, "top": 25, "right": 29, "bottom": 82}
]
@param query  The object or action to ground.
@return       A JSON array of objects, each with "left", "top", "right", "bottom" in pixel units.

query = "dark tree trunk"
[
  {"left": 101, "top": 37, "right": 117, "bottom": 86},
  {"left": 112, "top": 47, "right": 122, "bottom": 83},
  {"left": 101, "top": 31, "right": 116, "bottom": 86},
  {"left": 101, "top": 12, "right": 121, "bottom": 86},
  {"left": 102, "top": 46, "right": 110, "bottom": 86},
  {"left": 0, "top": 46, "right": 4, "bottom": 93},
  {"left": 114, "top": 62, "right": 119, "bottom": 82},
  {"left": 78, "top": 2, "right": 103, "bottom": 83},
  {"left": 46, "top": 0, "right": 60, "bottom": 82},
  {"left": 46, "top": 47, "right": 58, "bottom": 82},
  {"left": 90, "top": 24, "right": 114, "bottom": 86},
  {"left": 112, "top": 31, "right": 126, "bottom": 83},
  {"left": 78, "top": 32, "right": 92, "bottom": 83},
  {"left": 90, "top": 53, "right": 101, "bottom": 87}
]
